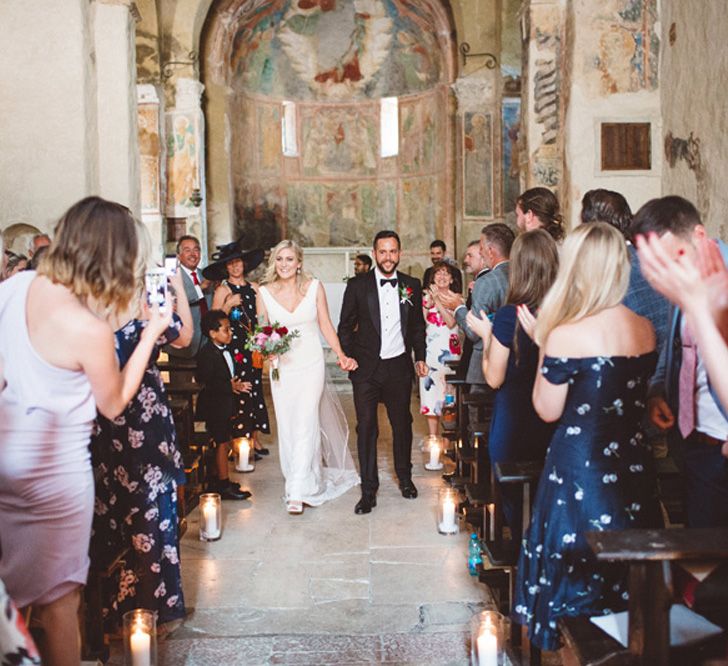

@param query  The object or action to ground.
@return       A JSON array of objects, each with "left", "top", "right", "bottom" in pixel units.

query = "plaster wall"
[
  {"left": 660, "top": 0, "right": 728, "bottom": 240},
  {"left": 0, "top": 0, "right": 98, "bottom": 233}
]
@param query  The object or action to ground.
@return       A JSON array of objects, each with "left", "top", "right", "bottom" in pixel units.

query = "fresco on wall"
[
  {"left": 399, "top": 176, "right": 438, "bottom": 249},
  {"left": 234, "top": 179, "right": 284, "bottom": 251},
  {"left": 589, "top": 0, "right": 659, "bottom": 95},
  {"left": 300, "top": 107, "right": 378, "bottom": 177},
  {"left": 287, "top": 182, "right": 396, "bottom": 247},
  {"left": 463, "top": 111, "right": 493, "bottom": 218},
  {"left": 399, "top": 94, "right": 439, "bottom": 175},
  {"left": 138, "top": 104, "right": 161, "bottom": 213},
  {"left": 166, "top": 113, "right": 200, "bottom": 211},
  {"left": 229, "top": 0, "right": 444, "bottom": 100},
  {"left": 502, "top": 99, "right": 521, "bottom": 213},
  {"left": 257, "top": 103, "right": 281, "bottom": 174}
]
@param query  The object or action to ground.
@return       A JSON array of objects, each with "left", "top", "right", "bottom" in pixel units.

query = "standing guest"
[
  {"left": 423, "top": 240, "right": 463, "bottom": 294},
  {"left": 28, "top": 233, "right": 51, "bottom": 258},
  {"left": 466, "top": 230, "right": 559, "bottom": 541},
  {"left": 581, "top": 188, "right": 670, "bottom": 354},
  {"left": 0, "top": 196, "right": 171, "bottom": 666},
  {"left": 632, "top": 196, "right": 728, "bottom": 528},
  {"left": 3, "top": 253, "right": 28, "bottom": 279},
  {"left": 206, "top": 240, "right": 270, "bottom": 456},
  {"left": 420, "top": 261, "right": 462, "bottom": 434},
  {"left": 168, "top": 235, "right": 210, "bottom": 358},
  {"left": 515, "top": 187, "right": 565, "bottom": 242},
  {"left": 458, "top": 240, "right": 488, "bottom": 379},
  {"left": 353, "top": 254, "right": 372, "bottom": 275},
  {"left": 91, "top": 237, "right": 193, "bottom": 632},
  {"left": 512, "top": 223, "right": 660, "bottom": 652},
  {"left": 196, "top": 310, "right": 253, "bottom": 500}
]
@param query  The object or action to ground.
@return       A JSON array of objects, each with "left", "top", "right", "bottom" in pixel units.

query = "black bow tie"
[{"left": 380, "top": 278, "right": 397, "bottom": 287}]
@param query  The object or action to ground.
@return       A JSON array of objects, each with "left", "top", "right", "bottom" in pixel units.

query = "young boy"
[{"left": 196, "top": 309, "right": 252, "bottom": 500}]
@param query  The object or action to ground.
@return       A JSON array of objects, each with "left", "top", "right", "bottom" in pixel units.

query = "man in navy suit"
[
  {"left": 338, "top": 231, "right": 428, "bottom": 514},
  {"left": 633, "top": 196, "right": 728, "bottom": 528}
]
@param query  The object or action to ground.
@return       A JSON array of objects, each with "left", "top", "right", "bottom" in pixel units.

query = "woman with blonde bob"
[
  {"left": 257, "top": 240, "right": 360, "bottom": 514},
  {"left": 512, "top": 223, "right": 661, "bottom": 653},
  {"left": 0, "top": 196, "right": 172, "bottom": 666}
]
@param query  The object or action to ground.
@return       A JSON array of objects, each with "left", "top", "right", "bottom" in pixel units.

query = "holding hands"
[
  {"left": 338, "top": 355, "right": 359, "bottom": 372},
  {"left": 415, "top": 361, "right": 429, "bottom": 378}
]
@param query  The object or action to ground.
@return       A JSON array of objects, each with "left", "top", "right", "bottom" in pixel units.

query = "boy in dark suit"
[{"left": 196, "top": 310, "right": 252, "bottom": 501}]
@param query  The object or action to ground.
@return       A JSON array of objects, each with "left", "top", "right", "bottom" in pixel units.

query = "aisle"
[{"left": 161, "top": 387, "right": 489, "bottom": 664}]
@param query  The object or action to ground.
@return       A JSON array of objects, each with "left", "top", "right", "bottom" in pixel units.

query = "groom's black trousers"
[{"left": 352, "top": 353, "right": 413, "bottom": 495}]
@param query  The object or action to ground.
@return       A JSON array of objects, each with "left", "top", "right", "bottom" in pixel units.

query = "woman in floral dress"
[
  {"left": 208, "top": 240, "right": 270, "bottom": 453},
  {"left": 512, "top": 223, "right": 661, "bottom": 651},
  {"left": 91, "top": 269, "right": 192, "bottom": 630},
  {"left": 420, "top": 261, "right": 462, "bottom": 436}
]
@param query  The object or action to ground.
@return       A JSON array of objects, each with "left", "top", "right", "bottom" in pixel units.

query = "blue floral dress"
[
  {"left": 90, "top": 317, "right": 186, "bottom": 628},
  {"left": 513, "top": 353, "right": 661, "bottom": 651}
]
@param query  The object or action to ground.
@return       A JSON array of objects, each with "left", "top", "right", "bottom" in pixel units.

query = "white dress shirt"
[
  {"left": 181, "top": 264, "right": 205, "bottom": 301},
  {"left": 374, "top": 267, "right": 406, "bottom": 360}
]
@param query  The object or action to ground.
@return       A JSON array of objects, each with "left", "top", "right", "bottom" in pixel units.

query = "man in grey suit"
[
  {"left": 439, "top": 223, "right": 515, "bottom": 385},
  {"left": 168, "top": 235, "right": 211, "bottom": 359}
]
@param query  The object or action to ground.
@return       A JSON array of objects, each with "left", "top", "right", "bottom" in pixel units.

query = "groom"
[{"left": 338, "top": 230, "right": 428, "bottom": 514}]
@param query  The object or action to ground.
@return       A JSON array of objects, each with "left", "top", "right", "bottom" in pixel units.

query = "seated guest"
[
  {"left": 28, "top": 233, "right": 51, "bottom": 258},
  {"left": 91, "top": 228, "right": 193, "bottom": 631},
  {"left": 632, "top": 197, "right": 728, "bottom": 527},
  {"left": 513, "top": 223, "right": 660, "bottom": 652},
  {"left": 0, "top": 196, "right": 172, "bottom": 665},
  {"left": 420, "top": 261, "right": 462, "bottom": 434},
  {"left": 515, "top": 187, "right": 565, "bottom": 243},
  {"left": 423, "top": 239, "right": 463, "bottom": 294},
  {"left": 466, "top": 230, "right": 559, "bottom": 542},
  {"left": 196, "top": 310, "right": 253, "bottom": 500},
  {"left": 581, "top": 188, "right": 670, "bottom": 354},
  {"left": 353, "top": 254, "right": 372, "bottom": 275}
]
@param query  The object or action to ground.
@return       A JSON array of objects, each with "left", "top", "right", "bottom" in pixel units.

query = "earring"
[{"left": 296, "top": 267, "right": 301, "bottom": 274}]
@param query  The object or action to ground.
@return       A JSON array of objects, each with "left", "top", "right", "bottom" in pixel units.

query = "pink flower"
[
  {"left": 255, "top": 333, "right": 268, "bottom": 346},
  {"left": 269, "top": 332, "right": 281, "bottom": 343}
]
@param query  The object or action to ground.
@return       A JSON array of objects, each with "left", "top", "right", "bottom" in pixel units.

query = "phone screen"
[
  {"left": 164, "top": 255, "right": 177, "bottom": 276},
  {"left": 145, "top": 268, "right": 168, "bottom": 312}
]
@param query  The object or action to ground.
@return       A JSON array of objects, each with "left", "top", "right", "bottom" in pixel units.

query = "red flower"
[
  {"left": 420, "top": 406, "right": 430, "bottom": 414},
  {"left": 449, "top": 334, "right": 462, "bottom": 355},
  {"left": 234, "top": 352, "right": 244, "bottom": 364},
  {"left": 405, "top": 287, "right": 413, "bottom": 295},
  {"left": 262, "top": 326, "right": 273, "bottom": 336},
  {"left": 276, "top": 326, "right": 288, "bottom": 335}
]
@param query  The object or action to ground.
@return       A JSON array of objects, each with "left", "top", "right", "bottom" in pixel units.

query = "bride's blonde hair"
[
  {"left": 534, "top": 222, "right": 629, "bottom": 346},
  {"left": 262, "top": 239, "right": 311, "bottom": 292}
]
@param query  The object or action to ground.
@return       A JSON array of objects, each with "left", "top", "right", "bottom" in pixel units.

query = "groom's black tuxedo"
[{"left": 338, "top": 269, "right": 426, "bottom": 495}]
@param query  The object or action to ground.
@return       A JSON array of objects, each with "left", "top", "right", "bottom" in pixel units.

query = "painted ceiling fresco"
[{"left": 229, "top": 0, "right": 445, "bottom": 99}]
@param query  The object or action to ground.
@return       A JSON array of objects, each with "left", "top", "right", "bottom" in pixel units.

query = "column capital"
[
  {"left": 175, "top": 78, "right": 204, "bottom": 111},
  {"left": 450, "top": 69, "right": 497, "bottom": 112}
]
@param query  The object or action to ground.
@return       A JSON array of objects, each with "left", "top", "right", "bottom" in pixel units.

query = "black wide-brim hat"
[{"left": 202, "top": 239, "right": 265, "bottom": 282}]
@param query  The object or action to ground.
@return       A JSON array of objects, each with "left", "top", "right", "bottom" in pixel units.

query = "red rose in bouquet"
[
  {"left": 262, "top": 325, "right": 273, "bottom": 335},
  {"left": 276, "top": 326, "right": 288, "bottom": 335}
]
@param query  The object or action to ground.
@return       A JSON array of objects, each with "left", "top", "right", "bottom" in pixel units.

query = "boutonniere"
[{"left": 399, "top": 284, "right": 413, "bottom": 306}]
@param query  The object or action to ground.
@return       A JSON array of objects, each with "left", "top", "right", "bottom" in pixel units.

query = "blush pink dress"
[{"left": 0, "top": 272, "right": 96, "bottom": 607}]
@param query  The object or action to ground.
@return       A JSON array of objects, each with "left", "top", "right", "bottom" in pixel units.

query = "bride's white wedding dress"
[{"left": 259, "top": 279, "right": 360, "bottom": 505}]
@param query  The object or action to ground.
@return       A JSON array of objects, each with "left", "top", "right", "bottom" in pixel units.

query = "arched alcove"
[{"left": 201, "top": 0, "right": 458, "bottom": 267}]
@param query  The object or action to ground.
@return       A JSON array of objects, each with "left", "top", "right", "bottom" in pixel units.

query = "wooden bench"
[{"left": 560, "top": 528, "right": 728, "bottom": 665}]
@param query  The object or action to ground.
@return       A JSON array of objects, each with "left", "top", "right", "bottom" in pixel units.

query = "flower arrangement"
[
  {"left": 399, "top": 284, "right": 413, "bottom": 306},
  {"left": 245, "top": 323, "right": 300, "bottom": 380}
]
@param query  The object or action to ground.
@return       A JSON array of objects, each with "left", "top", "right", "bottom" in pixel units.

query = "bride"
[{"left": 257, "top": 240, "right": 361, "bottom": 514}]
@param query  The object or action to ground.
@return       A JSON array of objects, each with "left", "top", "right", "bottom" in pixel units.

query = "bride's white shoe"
[{"left": 286, "top": 500, "right": 303, "bottom": 514}]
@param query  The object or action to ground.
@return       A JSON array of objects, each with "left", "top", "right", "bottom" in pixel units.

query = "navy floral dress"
[
  {"left": 513, "top": 353, "right": 661, "bottom": 651},
  {"left": 90, "top": 317, "right": 186, "bottom": 628},
  {"left": 226, "top": 281, "right": 270, "bottom": 438}
]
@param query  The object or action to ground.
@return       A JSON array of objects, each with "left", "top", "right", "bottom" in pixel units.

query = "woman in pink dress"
[{"left": 0, "top": 197, "right": 171, "bottom": 666}]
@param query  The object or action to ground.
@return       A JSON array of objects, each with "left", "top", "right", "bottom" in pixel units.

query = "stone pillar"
[
  {"left": 137, "top": 84, "right": 165, "bottom": 261},
  {"left": 93, "top": 0, "right": 140, "bottom": 214},
  {"left": 452, "top": 68, "right": 499, "bottom": 245},
  {"left": 165, "top": 78, "right": 208, "bottom": 261}
]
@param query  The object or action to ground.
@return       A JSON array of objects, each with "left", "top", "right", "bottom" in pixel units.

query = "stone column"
[
  {"left": 165, "top": 77, "right": 208, "bottom": 261},
  {"left": 93, "top": 0, "right": 140, "bottom": 214},
  {"left": 452, "top": 68, "right": 499, "bottom": 245}
]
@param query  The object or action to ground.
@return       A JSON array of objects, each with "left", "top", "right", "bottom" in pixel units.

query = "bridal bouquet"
[{"left": 245, "top": 323, "right": 300, "bottom": 381}]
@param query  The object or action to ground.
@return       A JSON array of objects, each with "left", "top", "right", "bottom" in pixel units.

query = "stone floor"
[{"left": 111, "top": 382, "right": 494, "bottom": 665}]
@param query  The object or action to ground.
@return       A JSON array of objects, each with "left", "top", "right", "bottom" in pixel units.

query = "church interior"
[{"left": 2, "top": 1, "right": 728, "bottom": 665}]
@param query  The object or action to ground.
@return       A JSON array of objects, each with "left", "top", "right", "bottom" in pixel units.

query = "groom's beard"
[{"left": 375, "top": 259, "right": 399, "bottom": 276}]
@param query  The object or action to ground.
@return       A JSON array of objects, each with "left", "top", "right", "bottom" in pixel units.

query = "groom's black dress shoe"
[
  {"left": 355, "top": 494, "right": 377, "bottom": 514},
  {"left": 399, "top": 481, "right": 418, "bottom": 499}
]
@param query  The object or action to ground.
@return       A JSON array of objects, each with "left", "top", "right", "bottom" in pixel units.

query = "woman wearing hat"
[{"left": 205, "top": 240, "right": 271, "bottom": 455}]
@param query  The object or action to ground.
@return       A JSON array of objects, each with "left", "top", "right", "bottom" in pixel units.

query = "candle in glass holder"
[
  {"left": 131, "top": 625, "right": 151, "bottom": 666},
  {"left": 234, "top": 437, "right": 253, "bottom": 472},
  {"left": 199, "top": 493, "right": 221, "bottom": 541},
  {"left": 437, "top": 488, "right": 459, "bottom": 534},
  {"left": 123, "top": 609, "right": 156, "bottom": 666},
  {"left": 487, "top": 503, "right": 495, "bottom": 541},
  {"left": 477, "top": 623, "right": 498, "bottom": 666},
  {"left": 470, "top": 610, "right": 502, "bottom": 666},
  {"left": 429, "top": 442, "right": 441, "bottom": 467}
]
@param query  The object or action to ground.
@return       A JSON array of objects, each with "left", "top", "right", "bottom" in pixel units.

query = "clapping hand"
[
  {"left": 338, "top": 355, "right": 358, "bottom": 372},
  {"left": 437, "top": 289, "right": 464, "bottom": 310},
  {"left": 516, "top": 304, "right": 537, "bottom": 341},
  {"left": 466, "top": 309, "right": 492, "bottom": 340},
  {"left": 231, "top": 378, "right": 252, "bottom": 394}
]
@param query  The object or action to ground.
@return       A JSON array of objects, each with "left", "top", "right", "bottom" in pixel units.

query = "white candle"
[
  {"left": 477, "top": 623, "right": 498, "bottom": 666},
  {"left": 202, "top": 502, "right": 220, "bottom": 539},
  {"left": 130, "top": 626, "right": 151, "bottom": 666},
  {"left": 440, "top": 497, "right": 456, "bottom": 532},
  {"left": 429, "top": 443, "right": 440, "bottom": 467},
  {"left": 235, "top": 438, "right": 251, "bottom": 471},
  {"left": 487, "top": 503, "right": 495, "bottom": 541}
]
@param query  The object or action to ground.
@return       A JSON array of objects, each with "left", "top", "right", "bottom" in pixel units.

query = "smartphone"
[
  {"left": 145, "top": 267, "right": 168, "bottom": 312},
  {"left": 164, "top": 254, "right": 178, "bottom": 276}
]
